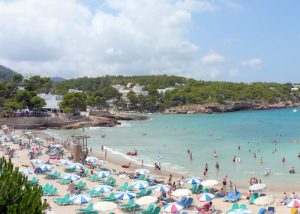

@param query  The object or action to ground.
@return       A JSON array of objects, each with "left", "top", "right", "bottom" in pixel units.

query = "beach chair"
[
  {"left": 64, "top": 166, "right": 76, "bottom": 172},
  {"left": 138, "top": 204, "right": 155, "bottom": 214},
  {"left": 178, "top": 196, "right": 187, "bottom": 204},
  {"left": 106, "top": 179, "right": 116, "bottom": 186},
  {"left": 203, "top": 188, "right": 209, "bottom": 193},
  {"left": 182, "top": 197, "right": 193, "bottom": 208},
  {"left": 117, "top": 182, "right": 129, "bottom": 191},
  {"left": 267, "top": 206, "right": 275, "bottom": 213},
  {"left": 124, "top": 204, "right": 141, "bottom": 212},
  {"left": 136, "top": 189, "right": 146, "bottom": 197},
  {"left": 53, "top": 193, "right": 71, "bottom": 205},
  {"left": 144, "top": 189, "right": 153, "bottom": 196},
  {"left": 192, "top": 185, "right": 203, "bottom": 194},
  {"left": 45, "top": 187, "right": 58, "bottom": 196},
  {"left": 189, "top": 184, "right": 197, "bottom": 192},
  {"left": 249, "top": 193, "right": 259, "bottom": 204},
  {"left": 99, "top": 177, "right": 112, "bottom": 184},
  {"left": 258, "top": 208, "right": 267, "bottom": 214},
  {"left": 239, "top": 204, "right": 247, "bottom": 210},
  {"left": 136, "top": 174, "right": 145, "bottom": 180},
  {"left": 149, "top": 206, "right": 161, "bottom": 214},
  {"left": 75, "top": 203, "right": 97, "bottom": 214},
  {"left": 102, "top": 193, "right": 116, "bottom": 202},
  {"left": 226, "top": 202, "right": 239, "bottom": 213},
  {"left": 28, "top": 177, "right": 39, "bottom": 185},
  {"left": 119, "top": 199, "right": 134, "bottom": 208},
  {"left": 58, "top": 178, "right": 71, "bottom": 185}
]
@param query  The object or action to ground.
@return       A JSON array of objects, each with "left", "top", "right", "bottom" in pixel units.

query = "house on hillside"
[
  {"left": 132, "top": 84, "right": 148, "bottom": 96},
  {"left": 68, "top": 89, "right": 83, "bottom": 93},
  {"left": 38, "top": 93, "right": 63, "bottom": 113},
  {"left": 157, "top": 87, "right": 175, "bottom": 94}
]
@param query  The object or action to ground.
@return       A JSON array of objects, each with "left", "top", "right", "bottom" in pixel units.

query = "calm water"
[{"left": 48, "top": 108, "right": 300, "bottom": 188}]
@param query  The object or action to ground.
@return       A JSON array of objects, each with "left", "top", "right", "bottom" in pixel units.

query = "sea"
[{"left": 47, "top": 108, "right": 300, "bottom": 189}]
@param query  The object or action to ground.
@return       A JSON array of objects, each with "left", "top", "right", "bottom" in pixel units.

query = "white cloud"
[
  {"left": 0, "top": 0, "right": 228, "bottom": 79},
  {"left": 201, "top": 53, "right": 225, "bottom": 65},
  {"left": 241, "top": 58, "right": 263, "bottom": 68}
]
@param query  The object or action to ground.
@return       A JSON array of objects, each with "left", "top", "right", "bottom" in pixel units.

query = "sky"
[{"left": 0, "top": 0, "right": 299, "bottom": 82}]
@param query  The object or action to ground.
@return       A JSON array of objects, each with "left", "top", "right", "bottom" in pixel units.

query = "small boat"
[
  {"left": 293, "top": 109, "right": 298, "bottom": 112},
  {"left": 121, "top": 162, "right": 131, "bottom": 168},
  {"left": 127, "top": 151, "right": 137, "bottom": 156}
]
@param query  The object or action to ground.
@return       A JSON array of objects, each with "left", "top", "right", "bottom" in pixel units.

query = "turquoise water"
[{"left": 48, "top": 108, "right": 300, "bottom": 188}]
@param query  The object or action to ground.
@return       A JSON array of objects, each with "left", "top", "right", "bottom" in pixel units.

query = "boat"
[
  {"left": 293, "top": 109, "right": 298, "bottom": 112},
  {"left": 127, "top": 151, "right": 137, "bottom": 156},
  {"left": 121, "top": 162, "right": 131, "bottom": 168}
]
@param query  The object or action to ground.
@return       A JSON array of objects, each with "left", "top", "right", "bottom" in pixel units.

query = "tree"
[
  {"left": 12, "top": 73, "right": 23, "bottom": 84},
  {"left": 29, "top": 96, "right": 46, "bottom": 110},
  {"left": 0, "top": 157, "right": 46, "bottom": 213},
  {"left": 60, "top": 92, "right": 87, "bottom": 115},
  {"left": 24, "top": 75, "right": 52, "bottom": 93}
]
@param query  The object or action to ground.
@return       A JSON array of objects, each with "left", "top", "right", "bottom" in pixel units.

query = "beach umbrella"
[
  {"left": 115, "top": 192, "right": 136, "bottom": 200},
  {"left": 93, "top": 185, "right": 113, "bottom": 193},
  {"left": 86, "top": 156, "right": 98, "bottom": 163},
  {"left": 228, "top": 209, "right": 253, "bottom": 214},
  {"left": 94, "top": 202, "right": 117, "bottom": 212},
  {"left": 152, "top": 184, "right": 171, "bottom": 192},
  {"left": 60, "top": 159, "right": 71, "bottom": 165},
  {"left": 249, "top": 184, "right": 266, "bottom": 191},
  {"left": 135, "top": 169, "right": 150, "bottom": 175},
  {"left": 95, "top": 170, "right": 111, "bottom": 178},
  {"left": 64, "top": 174, "right": 80, "bottom": 181},
  {"left": 31, "top": 147, "right": 39, "bottom": 151},
  {"left": 39, "top": 164, "right": 53, "bottom": 171},
  {"left": 51, "top": 144, "right": 62, "bottom": 148},
  {"left": 136, "top": 196, "right": 158, "bottom": 206},
  {"left": 70, "top": 162, "right": 84, "bottom": 170},
  {"left": 186, "top": 177, "right": 202, "bottom": 185},
  {"left": 254, "top": 196, "right": 274, "bottom": 206},
  {"left": 131, "top": 181, "right": 149, "bottom": 189},
  {"left": 201, "top": 180, "right": 218, "bottom": 187},
  {"left": 70, "top": 194, "right": 91, "bottom": 205},
  {"left": 287, "top": 199, "right": 300, "bottom": 208},
  {"left": 163, "top": 202, "right": 184, "bottom": 213},
  {"left": 19, "top": 168, "right": 33, "bottom": 175},
  {"left": 197, "top": 193, "right": 214, "bottom": 202},
  {"left": 172, "top": 189, "right": 192, "bottom": 197},
  {"left": 30, "top": 159, "right": 44, "bottom": 165}
]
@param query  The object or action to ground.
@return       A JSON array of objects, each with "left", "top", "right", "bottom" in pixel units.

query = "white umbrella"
[
  {"left": 136, "top": 196, "right": 158, "bottom": 206},
  {"left": 70, "top": 163, "right": 84, "bottom": 170},
  {"left": 254, "top": 196, "right": 274, "bottom": 206},
  {"left": 287, "top": 199, "right": 300, "bottom": 208},
  {"left": 135, "top": 169, "right": 150, "bottom": 175},
  {"left": 95, "top": 171, "right": 111, "bottom": 178},
  {"left": 94, "top": 202, "right": 117, "bottom": 212},
  {"left": 70, "top": 194, "right": 91, "bottom": 205},
  {"left": 152, "top": 184, "right": 171, "bottom": 192},
  {"left": 40, "top": 164, "right": 53, "bottom": 171},
  {"left": 163, "top": 202, "right": 184, "bottom": 213},
  {"left": 86, "top": 156, "right": 99, "bottom": 163},
  {"left": 115, "top": 192, "right": 136, "bottom": 200},
  {"left": 64, "top": 174, "right": 80, "bottom": 181},
  {"left": 19, "top": 167, "right": 33, "bottom": 175},
  {"left": 93, "top": 185, "right": 113, "bottom": 193},
  {"left": 30, "top": 159, "right": 44, "bottom": 165},
  {"left": 172, "top": 189, "right": 191, "bottom": 197},
  {"left": 228, "top": 209, "right": 252, "bottom": 214},
  {"left": 197, "top": 193, "right": 214, "bottom": 202},
  {"left": 131, "top": 181, "right": 149, "bottom": 189},
  {"left": 249, "top": 184, "right": 266, "bottom": 191},
  {"left": 201, "top": 180, "right": 218, "bottom": 187},
  {"left": 60, "top": 159, "right": 71, "bottom": 165}
]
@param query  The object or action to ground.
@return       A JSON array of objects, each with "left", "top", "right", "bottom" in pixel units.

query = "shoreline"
[{"left": 32, "top": 129, "right": 296, "bottom": 194}]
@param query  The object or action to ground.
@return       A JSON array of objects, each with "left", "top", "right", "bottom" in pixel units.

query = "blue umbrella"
[
  {"left": 60, "top": 159, "right": 71, "bottom": 165},
  {"left": 95, "top": 171, "right": 111, "bottom": 178},
  {"left": 70, "top": 194, "right": 91, "bottom": 205},
  {"left": 93, "top": 185, "right": 113, "bottom": 193},
  {"left": 70, "top": 163, "right": 84, "bottom": 170},
  {"left": 197, "top": 193, "right": 214, "bottom": 202},
  {"left": 86, "top": 156, "right": 99, "bottom": 163},
  {"left": 115, "top": 192, "right": 136, "bottom": 200},
  {"left": 186, "top": 177, "right": 202, "bottom": 185},
  {"left": 152, "top": 184, "right": 171, "bottom": 192},
  {"left": 30, "top": 159, "right": 44, "bottom": 165},
  {"left": 40, "top": 164, "right": 53, "bottom": 171},
  {"left": 163, "top": 202, "right": 184, "bottom": 213},
  {"left": 131, "top": 181, "right": 149, "bottom": 189}
]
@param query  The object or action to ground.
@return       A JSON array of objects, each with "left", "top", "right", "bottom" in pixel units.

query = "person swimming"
[
  {"left": 282, "top": 157, "right": 286, "bottom": 163},
  {"left": 213, "top": 149, "right": 218, "bottom": 158}
]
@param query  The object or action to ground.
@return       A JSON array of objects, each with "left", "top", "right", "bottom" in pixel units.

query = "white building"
[
  {"left": 157, "top": 87, "right": 175, "bottom": 94},
  {"left": 38, "top": 94, "right": 63, "bottom": 113},
  {"left": 132, "top": 84, "right": 148, "bottom": 96},
  {"left": 68, "top": 89, "right": 83, "bottom": 93}
]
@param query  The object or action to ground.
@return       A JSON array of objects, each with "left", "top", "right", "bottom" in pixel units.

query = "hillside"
[{"left": 0, "top": 65, "right": 17, "bottom": 82}]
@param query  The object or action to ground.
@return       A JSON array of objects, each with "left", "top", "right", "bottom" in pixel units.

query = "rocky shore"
[{"left": 164, "top": 101, "right": 300, "bottom": 114}]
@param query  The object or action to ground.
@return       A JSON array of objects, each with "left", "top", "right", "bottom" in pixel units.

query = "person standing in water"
[
  {"left": 213, "top": 149, "right": 218, "bottom": 158},
  {"left": 216, "top": 161, "right": 220, "bottom": 170},
  {"left": 238, "top": 145, "right": 240, "bottom": 150},
  {"left": 205, "top": 163, "right": 208, "bottom": 172},
  {"left": 189, "top": 152, "right": 193, "bottom": 160},
  {"left": 282, "top": 157, "right": 286, "bottom": 163}
]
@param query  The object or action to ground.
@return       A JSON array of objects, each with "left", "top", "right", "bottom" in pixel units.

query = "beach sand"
[{"left": 1, "top": 129, "right": 294, "bottom": 214}]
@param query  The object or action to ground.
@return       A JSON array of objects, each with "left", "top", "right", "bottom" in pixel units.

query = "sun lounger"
[
  {"left": 76, "top": 203, "right": 99, "bottom": 214},
  {"left": 123, "top": 204, "right": 141, "bottom": 212},
  {"left": 249, "top": 193, "right": 259, "bottom": 204},
  {"left": 44, "top": 187, "right": 58, "bottom": 196},
  {"left": 192, "top": 185, "right": 203, "bottom": 194},
  {"left": 182, "top": 197, "right": 193, "bottom": 208},
  {"left": 138, "top": 204, "right": 155, "bottom": 214},
  {"left": 239, "top": 204, "right": 247, "bottom": 210},
  {"left": 119, "top": 199, "right": 134, "bottom": 208},
  {"left": 136, "top": 174, "right": 145, "bottom": 180},
  {"left": 28, "top": 177, "right": 39, "bottom": 185},
  {"left": 136, "top": 189, "right": 146, "bottom": 197},
  {"left": 258, "top": 208, "right": 267, "bottom": 214},
  {"left": 101, "top": 193, "right": 117, "bottom": 202},
  {"left": 267, "top": 206, "right": 275, "bottom": 214},
  {"left": 58, "top": 178, "right": 71, "bottom": 185},
  {"left": 53, "top": 193, "right": 71, "bottom": 206},
  {"left": 117, "top": 182, "right": 129, "bottom": 191},
  {"left": 149, "top": 206, "right": 161, "bottom": 214}
]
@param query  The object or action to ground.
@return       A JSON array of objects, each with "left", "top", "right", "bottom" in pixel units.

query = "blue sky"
[{"left": 0, "top": 0, "right": 299, "bottom": 82}]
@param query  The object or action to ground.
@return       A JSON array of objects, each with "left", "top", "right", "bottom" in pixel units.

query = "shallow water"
[{"left": 48, "top": 108, "right": 300, "bottom": 189}]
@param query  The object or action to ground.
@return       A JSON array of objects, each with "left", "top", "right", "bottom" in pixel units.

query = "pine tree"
[{"left": 0, "top": 157, "right": 46, "bottom": 214}]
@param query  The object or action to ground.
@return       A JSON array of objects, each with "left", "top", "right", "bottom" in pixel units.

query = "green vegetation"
[
  {"left": 0, "top": 157, "right": 46, "bottom": 213},
  {"left": 60, "top": 92, "right": 87, "bottom": 114},
  {"left": 0, "top": 65, "right": 17, "bottom": 82}
]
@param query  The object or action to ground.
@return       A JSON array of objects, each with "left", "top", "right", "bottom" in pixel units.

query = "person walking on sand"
[{"left": 68, "top": 180, "right": 75, "bottom": 195}]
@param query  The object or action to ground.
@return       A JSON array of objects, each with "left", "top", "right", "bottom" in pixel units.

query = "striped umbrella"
[
  {"left": 136, "top": 196, "right": 157, "bottom": 206},
  {"left": 197, "top": 193, "right": 214, "bottom": 202},
  {"left": 115, "top": 192, "right": 136, "bottom": 200},
  {"left": 135, "top": 169, "right": 150, "bottom": 175},
  {"left": 40, "top": 164, "right": 53, "bottom": 171},
  {"left": 131, "top": 181, "right": 149, "bottom": 189},
  {"left": 172, "top": 189, "right": 192, "bottom": 197},
  {"left": 70, "top": 163, "right": 84, "bottom": 170},
  {"left": 287, "top": 199, "right": 300, "bottom": 208},
  {"left": 31, "top": 147, "right": 39, "bottom": 151},
  {"left": 93, "top": 185, "right": 113, "bottom": 193},
  {"left": 60, "top": 159, "right": 71, "bottom": 165},
  {"left": 249, "top": 184, "right": 266, "bottom": 192},
  {"left": 64, "top": 174, "right": 80, "bottom": 181},
  {"left": 30, "top": 159, "right": 44, "bottom": 165},
  {"left": 228, "top": 209, "right": 252, "bottom": 214},
  {"left": 95, "top": 170, "right": 111, "bottom": 178},
  {"left": 70, "top": 194, "right": 91, "bottom": 205},
  {"left": 201, "top": 180, "right": 218, "bottom": 187},
  {"left": 163, "top": 202, "right": 184, "bottom": 213},
  {"left": 19, "top": 168, "right": 33, "bottom": 175},
  {"left": 152, "top": 184, "right": 171, "bottom": 192},
  {"left": 86, "top": 156, "right": 99, "bottom": 163},
  {"left": 186, "top": 177, "right": 202, "bottom": 185}
]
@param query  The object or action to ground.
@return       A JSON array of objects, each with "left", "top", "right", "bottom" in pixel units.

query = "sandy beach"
[{"left": 0, "top": 128, "right": 296, "bottom": 214}]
